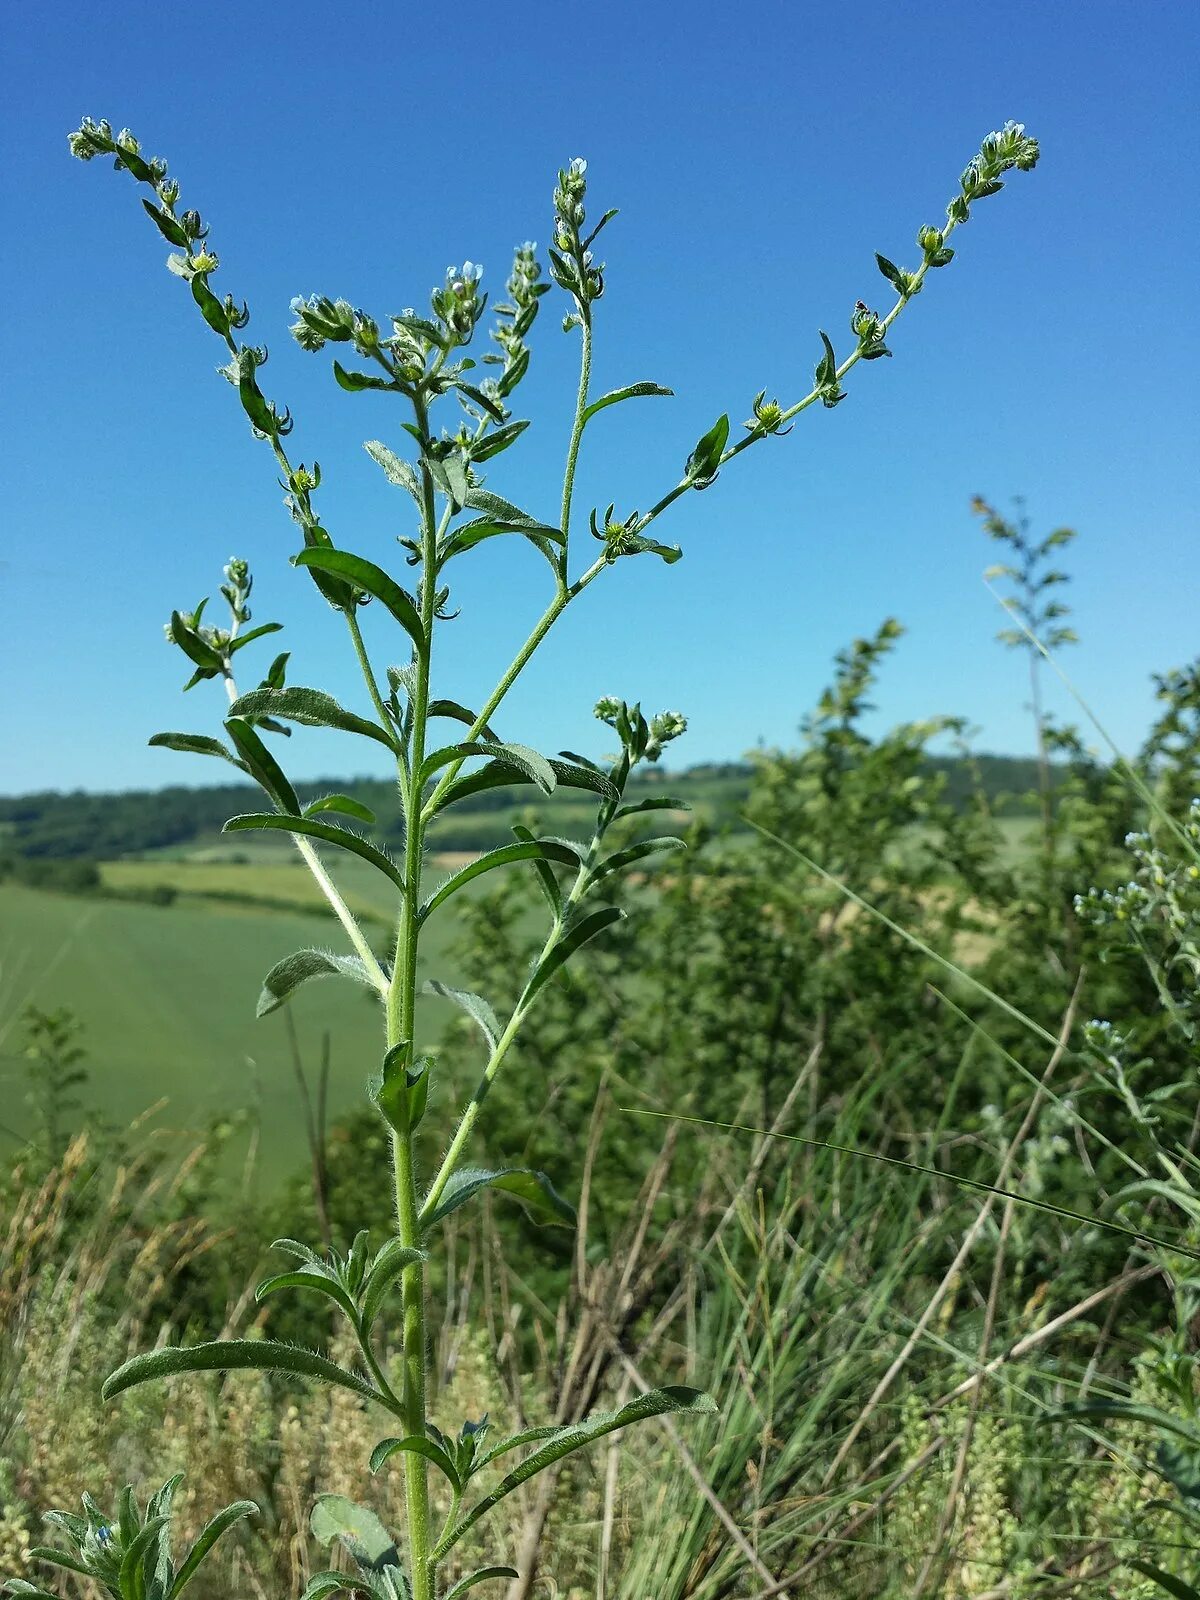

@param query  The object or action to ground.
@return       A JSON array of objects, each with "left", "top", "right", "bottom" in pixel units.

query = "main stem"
[{"left": 387, "top": 392, "right": 438, "bottom": 1600}]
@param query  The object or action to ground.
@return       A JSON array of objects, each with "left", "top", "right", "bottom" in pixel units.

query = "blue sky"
[{"left": 3, "top": 0, "right": 1196, "bottom": 793}]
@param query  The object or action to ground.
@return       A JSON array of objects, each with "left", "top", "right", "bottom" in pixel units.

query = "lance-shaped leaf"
[
  {"left": 359, "top": 1239, "right": 425, "bottom": 1336},
  {"left": 589, "top": 836, "right": 686, "bottom": 886},
  {"left": 1128, "top": 1563, "right": 1200, "bottom": 1600},
  {"left": 421, "top": 740, "right": 556, "bottom": 794},
  {"left": 310, "top": 1495, "right": 398, "bottom": 1569},
  {"left": 23, "top": 1548, "right": 93, "bottom": 1581},
  {"left": 470, "top": 418, "right": 529, "bottom": 462},
  {"left": 427, "top": 700, "right": 499, "bottom": 740},
  {"left": 369, "top": 1434, "right": 461, "bottom": 1489},
  {"left": 429, "top": 756, "right": 616, "bottom": 817},
  {"left": 149, "top": 732, "right": 248, "bottom": 772},
  {"left": 684, "top": 413, "right": 729, "bottom": 487},
  {"left": 419, "top": 839, "right": 580, "bottom": 922},
  {"left": 443, "top": 1569, "right": 519, "bottom": 1599},
  {"left": 364, "top": 439, "right": 422, "bottom": 503},
  {"left": 424, "top": 980, "right": 500, "bottom": 1051},
  {"left": 167, "top": 609, "right": 224, "bottom": 671},
  {"left": 255, "top": 1264, "right": 359, "bottom": 1323},
  {"left": 118, "top": 1516, "right": 170, "bottom": 1593},
  {"left": 230, "top": 686, "right": 397, "bottom": 751},
  {"left": 223, "top": 813, "right": 406, "bottom": 893},
  {"left": 333, "top": 361, "right": 396, "bottom": 393},
  {"left": 300, "top": 1573, "right": 353, "bottom": 1600},
  {"left": 293, "top": 548, "right": 426, "bottom": 655},
  {"left": 256, "top": 950, "right": 381, "bottom": 1017},
  {"left": 582, "top": 381, "right": 673, "bottom": 423},
  {"left": 171, "top": 1500, "right": 257, "bottom": 1598},
  {"left": 225, "top": 718, "right": 300, "bottom": 813},
  {"left": 439, "top": 517, "right": 563, "bottom": 566},
  {"left": 462, "top": 487, "right": 545, "bottom": 525},
  {"left": 422, "top": 1166, "right": 575, "bottom": 1230},
  {"left": 305, "top": 793, "right": 378, "bottom": 825},
  {"left": 612, "top": 794, "right": 690, "bottom": 822},
  {"left": 524, "top": 907, "right": 625, "bottom": 1004},
  {"left": 228, "top": 621, "right": 284, "bottom": 654},
  {"left": 441, "top": 1388, "right": 716, "bottom": 1551},
  {"left": 511, "top": 823, "right": 563, "bottom": 917},
  {"left": 191, "top": 273, "right": 230, "bottom": 335},
  {"left": 103, "top": 1340, "right": 383, "bottom": 1405}
]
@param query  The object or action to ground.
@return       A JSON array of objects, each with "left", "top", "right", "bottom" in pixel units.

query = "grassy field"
[{"left": 0, "top": 858, "right": 476, "bottom": 1183}]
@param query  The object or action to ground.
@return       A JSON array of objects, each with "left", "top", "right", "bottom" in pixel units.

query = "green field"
[{"left": 0, "top": 862, "right": 474, "bottom": 1182}]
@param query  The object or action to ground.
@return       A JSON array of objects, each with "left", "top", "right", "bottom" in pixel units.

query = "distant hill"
[{"left": 0, "top": 753, "right": 1056, "bottom": 863}]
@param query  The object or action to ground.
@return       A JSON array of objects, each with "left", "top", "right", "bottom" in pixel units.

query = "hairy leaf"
[
  {"left": 582, "top": 381, "right": 673, "bottom": 423},
  {"left": 223, "top": 812, "right": 405, "bottom": 892},
  {"left": 103, "top": 1340, "right": 382, "bottom": 1405},
  {"left": 148, "top": 731, "right": 247, "bottom": 772},
  {"left": 443, "top": 1388, "right": 716, "bottom": 1549},
  {"left": 424, "top": 980, "right": 501, "bottom": 1051},
  {"left": 293, "top": 548, "right": 425, "bottom": 654},
  {"left": 305, "top": 793, "right": 379, "bottom": 825},
  {"left": 310, "top": 1495, "right": 398, "bottom": 1569},
  {"left": 225, "top": 718, "right": 300, "bottom": 813},
  {"left": 171, "top": 1501, "right": 257, "bottom": 1598},
  {"left": 256, "top": 950, "right": 379, "bottom": 1017},
  {"left": 230, "top": 687, "right": 397, "bottom": 751},
  {"left": 525, "top": 907, "right": 625, "bottom": 1003},
  {"left": 369, "top": 1435, "right": 461, "bottom": 1488},
  {"left": 419, "top": 840, "right": 580, "bottom": 922},
  {"left": 364, "top": 439, "right": 422, "bottom": 502},
  {"left": 422, "top": 1166, "right": 575, "bottom": 1230}
]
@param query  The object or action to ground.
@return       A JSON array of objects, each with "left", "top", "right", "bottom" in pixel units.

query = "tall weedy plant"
[{"left": 15, "top": 118, "right": 1039, "bottom": 1600}]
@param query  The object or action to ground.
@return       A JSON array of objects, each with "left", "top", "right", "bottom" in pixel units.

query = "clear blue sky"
[{"left": 3, "top": 0, "right": 1196, "bottom": 793}]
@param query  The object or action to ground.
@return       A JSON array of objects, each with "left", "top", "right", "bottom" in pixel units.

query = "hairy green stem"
[{"left": 386, "top": 392, "right": 439, "bottom": 1600}]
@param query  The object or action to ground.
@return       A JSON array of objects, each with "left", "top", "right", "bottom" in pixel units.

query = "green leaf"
[
  {"left": 254, "top": 1266, "right": 358, "bottom": 1323},
  {"left": 299, "top": 1573, "right": 353, "bottom": 1600},
  {"left": 457, "top": 381, "right": 507, "bottom": 422},
  {"left": 684, "top": 413, "right": 729, "bottom": 486},
  {"left": 470, "top": 418, "right": 529, "bottom": 462},
  {"left": 170, "top": 1501, "right": 257, "bottom": 1598},
  {"left": 525, "top": 907, "right": 625, "bottom": 1004},
  {"left": 1055, "top": 1401, "right": 1200, "bottom": 1448},
  {"left": 292, "top": 548, "right": 425, "bottom": 654},
  {"left": 104, "top": 1340, "right": 381, "bottom": 1405},
  {"left": 815, "top": 330, "right": 838, "bottom": 387},
  {"left": 612, "top": 795, "right": 689, "bottom": 822},
  {"left": 369, "top": 1435, "right": 461, "bottom": 1489},
  {"left": 310, "top": 1495, "right": 398, "bottom": 1569},
  {"left": 359, "top": 1239, "right": 425, "bottom": 1336},
  {"left": 364, "top": 440, "right": 422, "bottom": 503},
  {"left": 511, "top": 823, "right": 563, "bottom": 917},
  {"left": 228, "top": 621, "right": 285, "bottom": 653},
  {"left": 225, "top": 718, "right": 300, "bottom": 813},
  {"left": 24, "top": 1547, "right": 93, "bottom": 1580},
  {"left": 426, "top": 452, "right": 471, "bottom": 511},
  {"left": 582, "top": 382, "right": 673, "bottom": 424},
  {"left": 230, "top": 686, "right": 396, "bottom": 751},
  {"left": 422, "top": 1166, "right": 575, "bottom": 1230},
  {"left": 191, "top": 274, "right": 230, "bottom": 335},
  {"left": 419, "top": 840, "right": 580, "bottom": 922},
  {"left": 590, "top": 836, "right": 686, "bottom": 885},
  {"left": 443, "top": 1570, "right": 520, "bottom": 1600},
  {"left": 118, "top": 1516, "right": 170, "bottom": 1595},
  {"left": 461, "top": 487, "right": 546, "bottom": 526},
  {"left": 1129, "top": 1564, "right": 1200, "bottom": 1600},
  {"left": 875, "top": 252, "right": 907, "bottom": 294},
  {"left": 256, "top": 950, "right": 380, "bottom": 1018},
  {"left": 305, "top": 793, "right": 378, "bottom": 825},
  {"left": 427, "top": 700, "right": 499, "bottom": 741},
  {"left": 424, "top": 980, "right": 501, "bottom": 1051},
  {"left": 421, "top": 741, "right": 556, "bottom": 794},
  {"left": 333, "top": 361, "right": 395, "bottom": 393},
  {"left": 439, "top": 517, "right": 564, "bottom": 565},
  {"left": 148, "top": 732, "right": 247, "bottom": 772},
  {"left": 443, "top": 1388, "right": 716, "bottom": 1550},
  {"left": 429, "top": 756, "right": 616, "bottom": 817},
  {"left": 223, "top": 812, "right": 406, "bottom": 892},
  {"left": 167, "top": 610, "right": 224, "bottom": 670},
  {"left": 142, "top": 198, "right": 190, "bottom": 247}
]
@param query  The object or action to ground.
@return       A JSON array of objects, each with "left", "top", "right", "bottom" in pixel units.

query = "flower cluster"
[
  {"left": 289, "top": 294, "right": 381, "bottom": 357},
  {"left": 594, "top": 697, "right": 687, "bottom": 763},
  {"left": 550, "top": 158, "right": 610, "bottom": 322},
  {"left": 431, "top": 260, "right": 486, "bottom": 343},
  {"left": 949, "top": 121, "right": 1040, "bottom": 224},
  {"left": 485, "top": 241, "right": 548, "bottom": 399}
]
